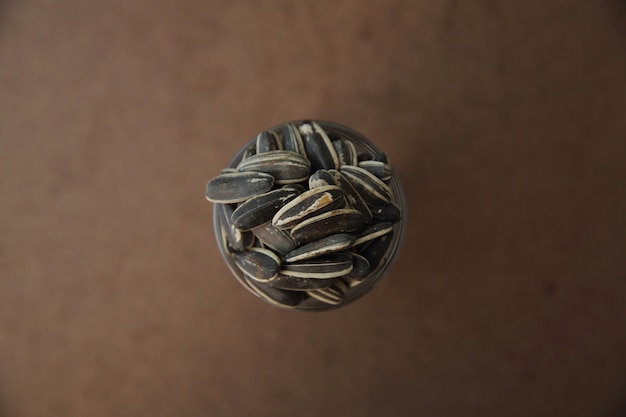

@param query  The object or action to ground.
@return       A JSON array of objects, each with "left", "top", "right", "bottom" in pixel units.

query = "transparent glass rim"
[{"left": 212, "top": 120, "right": 406, "bottom": 311}]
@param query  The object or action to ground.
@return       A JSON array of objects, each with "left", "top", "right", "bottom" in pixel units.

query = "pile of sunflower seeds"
[{"left": 205, "top": 121, "right": 402, "bottom": 309}]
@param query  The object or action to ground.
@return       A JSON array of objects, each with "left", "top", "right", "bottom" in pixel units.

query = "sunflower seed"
[
  {"left": 373, "top": 152, "right": 388, "bottom": 163},
  {"left": 371, "top": 202, "right": 402, "bottom": 223},
  {"left": 357, "top": 152, "right": 372, "bottom": 162},
  {"left": 205, "top": 172, "right": 274, "bottom": 204},
  {"left": 281, "top": 123, "right": 307, "bottom": 158},
  {"left": 307, "top": 280, "right": 349, "bottom": 305},
  {"left": 343, "top": 253, "right": 370, "bottom": 281},
  {"left": 280, "top": 252, "right": 353, "bottom": 279},
  {"left": 256, "top": 130, "right": 281, "bottom": 153},
  {"left": 359, "top": 230, "right": 394, "bottom": 271},
  {"left": 308, "top": 169, "right": 339, "bottom": 188},
  {"left": 251, "top": 223, "right": 297, "bottom": 255},
  {"left": 241, "top": 143, "right": 257, "bottom": 161},
  {"left": 268, "top": 274, "right": 340, "bottom": 291},
  {"left": 217, "top": 203, "right": 254, "bottom": 252},
  {"left": 285, "top": 233, "right": 355, "bottom": 262},
  {"left": 233, "top": 247, "right": 281, "bottom": 282},
  {"left": 290, "top": 209, "right": 365, "bottom": 243},
  {"left": 231, "top": 187, "right": 301, "bottom": 231},
  {"left": 272, "top": 185, "right": 344, "bottom": 230},
  {"left": 336, "top": 171, "right": 372, "bottom": 223},
  {"left": 237, "top": 150, "right": 311, "bottom": 184},
  {"left": 220, "top": 168, "right": 238, "bottom": 174},
  {"left": 339, "top": 165, "right": 392, "bottom": 208},
  {"left": 299, "top": 121, "right": 339, "bottom": 171},
  {"left": 332, "top": 139, "right": 358, "bottom": 166},
  {"left": 243, "top": 276, "right": 306, "bottom": 308},
  {"left": 352, "top": 222, "right": 394, "bottom": 246},
  {"left": 358, "top": 160, "right": 392, "bottom": 182}
]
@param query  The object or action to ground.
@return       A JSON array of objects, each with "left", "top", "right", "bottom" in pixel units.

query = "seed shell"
[
  {"left": 308, "top": 169, "right": 340, "bottom": 188},
  {"left": 256, "top": 130, "right": 281, "bottom": 153},
  {"left": 280, "top": 252, "right": 353, "bottom": 279},
  {"left": 251, "top": 223, "right": 297, "bottom": 255},
  {"left": 343, "top": 253, "right": 370, "bottom": 281},
  {"left": 358, "top": 160, "right": 392, "bottom": 182},
  {"left": 285, "top": 234, "right": 355, "bottom": 262},
  {"left": 233, "top": 247, "right": 281, "bottom": 282},
  {"left": 217, "top": 203, "right": 254, "bottom": 252},
  {"left": 205, "top": 172, "right": 274, "bottom": 204},
  {"left": 371, "top": 202, "right": 402, "bottom": 223},
  {"left": 352, "top": 222, "right": 394, "bottom": 246},
  {"left": 272, "top": 185, "right": 344, "bottom": 230},
  {"left": 290, "top": 208, "right": 365, "bottom": 243},
  {"left": 336, "top": 171, "right": 373, "bottom": 223},
  {"left": 299, "top": 121, "right": 340, "bottom": 171},
  {"left": 231, "top": 187, "right": 301, "bottom": 231},
  {"left": 340, "top": 165, "right": 392, "bottom": 208},
  {"left": 281, "top": 123, "right": 307, "bottom": 158},
  {"left": 237, "top": 150, "right": 311, "bottom": 184},
  {"left": 359, "top": 230, "right": 395, "bottom": 271},
  {"left": 243, "top": 276, "right": 305, "bottom": 308},
  {"left": 307, "top": 280, "right": 349, "bottom": 305},
  {"left": 268, "top": 274, "right": 340, "bottom": 291},
  {"left": 332, "top": 139, "right": 358, "bottom": 166}
]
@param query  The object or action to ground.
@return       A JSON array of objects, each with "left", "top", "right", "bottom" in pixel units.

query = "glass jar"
[{"left": 211, "top": 120, "right": 406, "bottom": 311}]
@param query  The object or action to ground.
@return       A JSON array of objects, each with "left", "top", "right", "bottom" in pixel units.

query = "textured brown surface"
[{"left": 1, "top": 1, "right": 626, "bottom": 416}]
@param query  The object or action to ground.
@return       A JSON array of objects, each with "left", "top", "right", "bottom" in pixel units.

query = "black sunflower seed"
[
  {"left": 332, "top": 139, "right": 358, "bottom": 166},
  {"left": 233, "top": 247, "right": 281, "bottom": 282},
  {"left": 237, "top": 150, "right": 311, "bottom": 184},
  {"left": 299, "top": 121, "right": 340, "bottom": 171},
  {"left": 290, "top": 209, "right": 365, "bottom": 243},
  {"left": 256, "top": 130, "right": 281, "bottom": 153},
  {"left": 307, "top": 280, "right": 349, "bottom": 305},
  {"left": 217, "top": 203, "right": 254, "bottom": 252},
  {"left": 371, "top": 202, "right": 402, "bottom": 223},
  {"left": 281, "top": 123, "right": 307, "bottom": 158},
  {"left": 336, "top": 171, "right": 372, "bottom": 223},
  {"left": 359, "top": 230, "right": 395, "bottom": 271},
  {"left": 285, "top": 234, "right": 355, "bottom": 262},
  {"left": 243, "top": 276, "right": 306, "bottom": 308},
  {"left": 373, "top": 152, "right": 388, "bottom": 163},
  {"left": 251, "top": 223, "right": 297, "bottom": 255},
  {"left": 280, "top": 252, "right": 353, "bottom": 279},
  {"left": 272, "top": 185, "right": 344, "bottom": 230},
  {"left": 231, "top": 187, "right": 301, "bottom": 231},
  {"left": 205, "top": 172, "right": 274, "bottom": 204},
  {"left": 358, "top": 160, "right": 392, "bottom": 182},
  {"left": 308, "top": 169, "right": 340, "bottom": 188},
  {"left": 343, "top": 253, "right": 370, "bottom": 281},
  {"left": 268, "top": 274, "right": 340, "bottom": 291},
  {"left": 339, "top": 165, "right": 392, "bottom": 208},
  {"left": 352, "top": 222, "right": 394, "bottom": 246}
]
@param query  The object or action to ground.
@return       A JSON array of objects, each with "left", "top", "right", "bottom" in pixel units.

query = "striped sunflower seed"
[
  {"left": 285, "top": 233, "right": 355, "bottom": 262},
  {"left": 281, "top": 123, "right": 307, "bottom": 158},
  {"left": 243, "top": 276, "right": 305, "bottom": 308},
  {"left": 272, "top": 185, "right": 344, "bottom": 230},
  {"left": 358, "top": 160, "right": 392, "bottom": 182},
  {"left": 299, "top": 121, "right": 340, "bottom": 171},
  {"left": 307, "top": 280, "right": 349, "bottom": 305},
  {"left": 352, "top": 222, "right": 394, "bottom": 246},
  {"left": 339, "top": 165, "right": 392, "bottom": 208},
  {"left": 231, "top": 187, "right": 301, "bottom": 231},
  {"left": 217, "top": 203, "right": 254, "bottom": 252},
  {"left": 308, "top": 169, "right": 340, "bottom": 188},
  {"left": 251, "top": 223, "right": 297, "bottom": 255},
  {"left": 290, "top": 208, "right": 365, "bottom": 243},
  {"left": 268, "top": 274, "right": 340, "bottom": 291},
  {"left": 205, "top": 171, "right": 274, "bottom": 204},
  {"left": 237, "top": 150, "right": 311, "bottom": 184},
  {"left": 336, "top": 171, "right": 373, "bottom": 224},
  {"left": 332, "top": 139, "right": 358, "bottom": 166},
  {"left": 256, "top": 130, "right": 282, "bottom": 153},
  {"left": 343, "top": 253, "right": 370, "bottom": 282},
  {"left": 233, "top": 247, "right": 281, "bottom": 282},
  {"left": 280, "top": 252, "right": 353, "bottom": 279},
  {"left": 241, "top": 143, "right": 257, "bottom": 161},
  {"left": 359, "top": 230, "right": 394, "bottom": 271}
]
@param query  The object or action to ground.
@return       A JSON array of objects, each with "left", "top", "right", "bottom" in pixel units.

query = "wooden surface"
[{"left": 1, "top": 1, "right": 625, "bottom": 416}]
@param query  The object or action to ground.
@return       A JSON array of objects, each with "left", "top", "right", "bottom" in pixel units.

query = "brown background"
[{"left": 1, "top": 0, "right": 625, "bottom": 416}]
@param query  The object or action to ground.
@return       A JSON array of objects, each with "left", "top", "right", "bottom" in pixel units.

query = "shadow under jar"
[{"left": 207, "top": 120, "right": 406, "bottom": 311}]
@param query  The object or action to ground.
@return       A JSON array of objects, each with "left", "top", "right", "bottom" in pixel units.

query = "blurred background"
[{"left": 1, "top": 0, "right": 625, "bottom": 416}]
